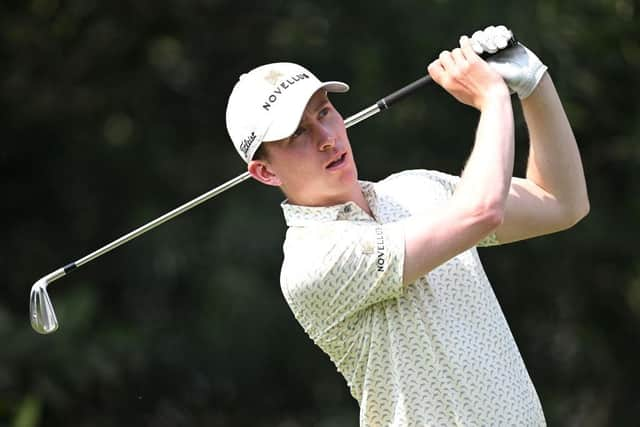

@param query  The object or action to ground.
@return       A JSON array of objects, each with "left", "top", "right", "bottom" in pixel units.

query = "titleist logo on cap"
[
  {"left": 262, "top": 73, "right": 310, "bottom": 111},
  {"left": 240, "top": 131, "right": 257, "bottom": 158}
]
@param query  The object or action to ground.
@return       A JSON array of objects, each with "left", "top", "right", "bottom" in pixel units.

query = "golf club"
[{"left": 30, "top": 36, "right": 517, "bottom": 334}]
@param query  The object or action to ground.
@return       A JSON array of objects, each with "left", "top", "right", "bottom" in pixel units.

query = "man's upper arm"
[
  {"left": 494, "top": 177, "right": 579, "bottom": 244},
  {"left": 390, "top": 171, "right": 503, "bottom": 285},
  {"left": 401, "top": 201, "right": 502, "bottom": 285}
]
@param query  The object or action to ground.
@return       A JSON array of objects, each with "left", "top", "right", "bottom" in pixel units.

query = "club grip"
[{"left": 377, "top": 35, "right": 518, "bottom": 110}]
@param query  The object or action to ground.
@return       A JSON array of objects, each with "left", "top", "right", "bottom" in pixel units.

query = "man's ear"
[{"left": 248, "top": 159, "right": 282, "bottom": 187}]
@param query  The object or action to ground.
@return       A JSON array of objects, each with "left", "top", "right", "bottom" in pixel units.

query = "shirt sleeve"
[{"left": 280, "top": 221, "right": 405, "bottom": 340}]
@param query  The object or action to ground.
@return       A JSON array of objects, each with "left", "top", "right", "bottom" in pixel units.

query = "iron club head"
[{"left": 30, "top": 279, "right": 59, "bottom": 334}]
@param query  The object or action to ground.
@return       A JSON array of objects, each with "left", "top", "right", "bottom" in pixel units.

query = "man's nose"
[{"left": 315, "top": 124, "right": 336, "bottom": 151}]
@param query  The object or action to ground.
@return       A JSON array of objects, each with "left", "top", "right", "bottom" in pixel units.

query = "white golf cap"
[{"left": 226, "top": 62, "right": 349, "bottom": 162}]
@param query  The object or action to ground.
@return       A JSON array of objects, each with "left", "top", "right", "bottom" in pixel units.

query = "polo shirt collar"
[{"left": 281, "top": 181, "right": 378, "bottom": 226}]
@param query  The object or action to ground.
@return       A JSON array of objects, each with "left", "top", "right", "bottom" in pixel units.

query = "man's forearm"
[
  {"left": 453, "top": 87, "right": 515, "bottom": 216},
  {"left": 521, "top": 73, "right": 590, "bottom": 221}
]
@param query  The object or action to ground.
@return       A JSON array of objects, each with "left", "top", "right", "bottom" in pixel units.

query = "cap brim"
[{"left": 262, "top": 81, "right": 349, "bottom": 143}]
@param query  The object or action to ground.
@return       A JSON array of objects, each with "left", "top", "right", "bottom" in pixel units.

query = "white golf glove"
[{"left": 461, "top": 25, "right": 548, "bottom": 99}]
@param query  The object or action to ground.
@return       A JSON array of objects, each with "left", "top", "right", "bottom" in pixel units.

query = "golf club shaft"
[{"left": 35, "top": 35, "right": 518, "bottom": 286}]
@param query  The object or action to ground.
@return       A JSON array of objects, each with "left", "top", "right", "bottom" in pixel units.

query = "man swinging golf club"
[{"left": 226, "top": 25, "right": 589, "bottom": 426}]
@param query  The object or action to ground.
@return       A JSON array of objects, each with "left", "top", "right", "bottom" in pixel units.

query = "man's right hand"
[{"left": 427, "top": 36, "right": 510, "bottom": 111}]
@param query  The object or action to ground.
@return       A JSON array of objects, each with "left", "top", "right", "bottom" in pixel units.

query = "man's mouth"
[{"left": 326, "top": 152, "right": 347, "bottom": 170}]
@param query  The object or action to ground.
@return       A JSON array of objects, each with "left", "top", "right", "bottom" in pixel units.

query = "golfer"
[{"left": 225, "top": 25, "right": 589, "bottom": 426}]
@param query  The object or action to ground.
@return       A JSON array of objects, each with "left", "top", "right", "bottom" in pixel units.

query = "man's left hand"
[{"left": 461, "top": 25, "right": 548, "bottom": 99}]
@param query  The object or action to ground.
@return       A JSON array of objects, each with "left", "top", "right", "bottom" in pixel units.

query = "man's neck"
[{"left": 286, "top": 184, "right": 373, "bottom": 217}]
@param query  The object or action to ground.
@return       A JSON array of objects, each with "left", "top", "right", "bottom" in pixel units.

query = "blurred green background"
[{"left": 2, "top": 0, "right": 638, "bottom": 426}]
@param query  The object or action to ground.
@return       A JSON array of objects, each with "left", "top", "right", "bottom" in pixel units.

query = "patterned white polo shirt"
[{"left": 280, "top": 169, "right": 546, "bottom": 427}]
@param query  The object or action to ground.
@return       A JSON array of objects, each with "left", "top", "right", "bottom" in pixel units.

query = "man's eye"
[{"left": 319, "top": 107, "right": 329, "bottom": 118}]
